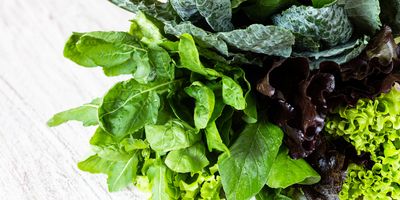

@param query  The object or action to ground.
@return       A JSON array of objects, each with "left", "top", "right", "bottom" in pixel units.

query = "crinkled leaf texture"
[
  {"left": 218, "top": 121, "right": 283, "bottom": 200},
  {"left": 257, "top": 57, "right": 335, "bottom": 158},
  {"left": 217, "top": 24, "right": 295, "bottom": 57},
  {"left": 169, "top": 0, "right": 199, "bottom": 21},
  {"left": 273, "top": 4, "right": 353, "bottom": 52},
  {"left": 195, "top": 0, "right": 234, "bottom": 32},
  {"left": 108, "top": 0, "right": 179, "bottom": 22}
]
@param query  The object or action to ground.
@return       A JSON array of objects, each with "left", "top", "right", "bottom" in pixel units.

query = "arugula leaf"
[
  {"left": 63, "top": 32, "right": 96, "bottom": 67},
  {"left": 147, "top": 159, "right": 175, "bottom": 200},
  {"left": 266, "top": 147, "right": 321, "bottom": 188},
  {"left": 218, "top": 121, "right": 284, "bottom": 200},
  {"left": 78, "top": 153, "right": 140, "bottom": 192},
  {"left": 217, "top": 24, "right": 295, "bottom": 57},
  {"left": 98, "top": 79, "right": 170, "bottom": 138},
  {"left": 195, "top": 0, "right": 234, "bottom": 32},
  {"left": 185, "top": 82, "right": 215, "bottom": 129},
  {"left": 145, "top": 119, "right": 200, "bottom": 153},
  {"left": 273, "top": 4, "right": 353, "bottom": 52},
  {"left": 165, "top": 143, "right": 210, "bottom": 173},
  {"left": 47, "top": 98, "right": 101, "bottom": 127},
  {"left": 344, "top": 0, "right": 381, "bottom": 35}
]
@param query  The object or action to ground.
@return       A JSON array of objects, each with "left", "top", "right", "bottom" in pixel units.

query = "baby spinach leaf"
[
  {"left": 90, "top": 127, "right": 116, "bottom": 147},
  {"left": 99, "top": 79, "right": 171, "bottom": 138},
  {"left": 63, "top": 32, "right": 96, "bottom": 67},
  {"left": 47, "top": 98, "right": 101, "bottom": 127},
  {"left": 205, "top": 122, "right": 229, "bottom": 153},
  {"left": 266, "top": 147, "right": 321, "bottom": 188},
  {"left": 195, "top": 0, "right": 234, "bottom": 32},
  {"left": 148, "top": 44, "right": 175, "bottom": 81},
  {"left": 130, "top": 11, "right": 163, "bottom": 44},
  {"left": 218, "top": 121, "right": 284, "bottom": 200},
  {"left": 145, "top": 119, "right": 200, "bottom": 153},
  {"left": 102, "top": 57, "right": 137, "bottom": 77},
  {"left": 217, "top": 24, "right": 295, "bottom": 57},
  {"left": 120, "top": 138, "right": 149, "bottom": 152},
  {"left": 185, "top": 82, "right": 215, "bottom": 129},
  {"left": 131, "top": 51, "right": 156, "bottom": 84},
  {"left": 165, "top": 143, "right": 209, "bottom": 173},
  {"left": 222, "top": 76, "right": 246, "bottom": 110},
  {"left": 344, "top": 0, "right": 381, "bottom": 35},
  {"left": 76, "top": 32, "right": 139, "bottom": 67},
  {"left": 178, "top": 33, "right": 221, "bottom": 77}
]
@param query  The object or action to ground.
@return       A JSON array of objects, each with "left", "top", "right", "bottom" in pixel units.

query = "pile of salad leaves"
[{"left": 48, "top": 0, "right": 400, "bottom": 199}]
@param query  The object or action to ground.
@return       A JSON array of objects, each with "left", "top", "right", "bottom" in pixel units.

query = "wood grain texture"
[{"left": 0, "top": 0, "right": 148, "bottom": 199}]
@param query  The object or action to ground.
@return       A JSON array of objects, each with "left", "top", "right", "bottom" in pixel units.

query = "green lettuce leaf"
[
  {"left": 47, "top": 98, "right": 101, "bottom": 127},
  {"left": 218, "top": 121, "right": 284, "bottom": 200}
]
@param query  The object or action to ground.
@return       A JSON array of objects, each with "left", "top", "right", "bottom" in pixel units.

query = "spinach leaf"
[
  {"left": 218, "top": 121, "right": 284, "bottom": 200},
  {"left": 99, "top": 79, "right": 173, "bottom": 138},
  {"left": 185, "top": 82, "right": 215, "bottom": 129},
  {"left": 178, "top": 33, "right": 221, "bottom": 77},
  {"left": 63, "top": 32, "right": 96, "bottom": 67},
  {"left": 222, "top": 76, "right": 246, "bottom": 110},
  {"left": 47, "top": 98, "right": 101, "bottom": 127},
  {"left": 165, "top": 143, "right": 210, "bottom": 173},
  {"left": 145, "top": 119, "right": 200, "bottom": 153},
  {"left": 130, "top": 11, "right": 163, "bottom": 44},
  {"left": 266, "top": 147, "right": 321, "bottom": 188},
  {"left": 205, "top": 122, "right": 229, "bottom": 153},
  {"left": 195, "top": 0, "right": 234, "bottom": 32},
  {"left": 90, "top": 127, "right": 116, "bottom": 147}
]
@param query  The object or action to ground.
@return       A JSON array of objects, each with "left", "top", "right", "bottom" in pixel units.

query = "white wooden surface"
[{"left": 0, "top": 0, "right": 148, "bottom": 199}]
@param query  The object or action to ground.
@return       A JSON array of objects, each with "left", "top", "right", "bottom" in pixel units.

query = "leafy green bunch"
[
  {"left": 325, "top": 87, "right": 400, "bottom": 199},
  {"left": 49, "top": 11, "right": 320, "bottom": 200}
]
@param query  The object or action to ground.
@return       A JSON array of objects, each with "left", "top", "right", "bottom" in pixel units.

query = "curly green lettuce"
[{"left": 325, "top": 87, "right": 400, "bottom": 199}]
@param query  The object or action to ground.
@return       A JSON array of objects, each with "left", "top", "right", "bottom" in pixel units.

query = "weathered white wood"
[{"left": 0, "top": 0, "right": 148, "bottom": 199}]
